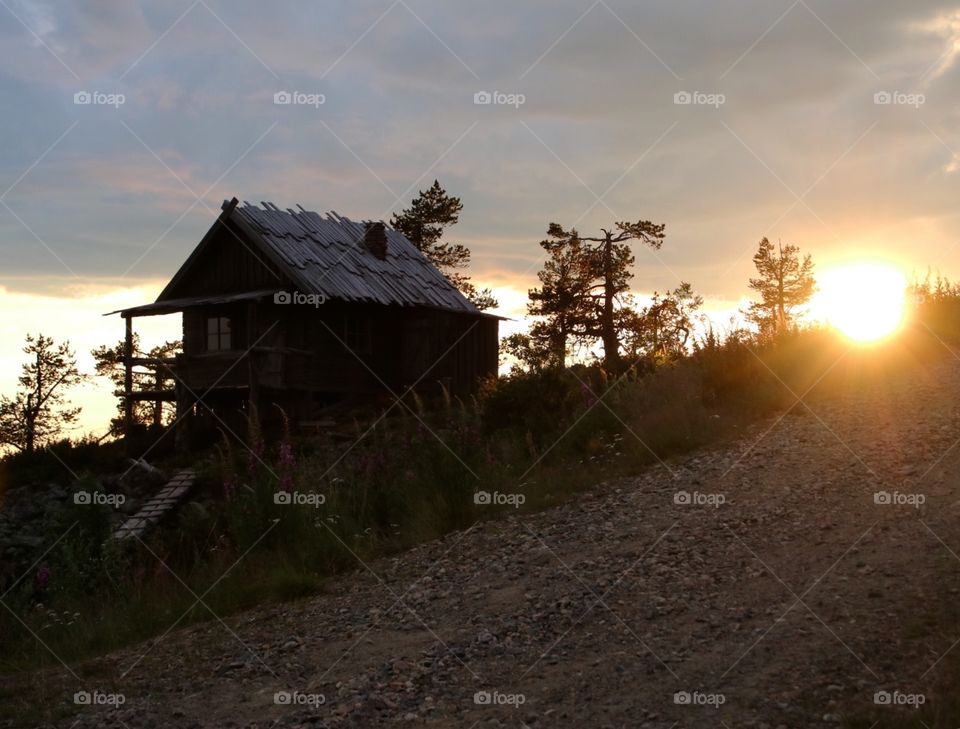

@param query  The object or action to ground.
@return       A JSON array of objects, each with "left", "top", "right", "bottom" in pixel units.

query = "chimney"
[{"left": 363, "top": 221, "right": 388, "bottom": 260}]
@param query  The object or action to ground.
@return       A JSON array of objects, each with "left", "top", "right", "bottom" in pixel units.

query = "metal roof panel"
[{"left": 232, "top": 203, "right": 478, "bottom": 314}]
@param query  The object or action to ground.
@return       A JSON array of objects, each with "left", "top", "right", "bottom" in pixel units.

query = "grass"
[{"left": 2, "top": 321, "right": 959, "bottom": 704}]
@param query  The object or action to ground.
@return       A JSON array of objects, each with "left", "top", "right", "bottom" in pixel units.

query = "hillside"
[{"left": 4, "top": 355, "right": 960, "bottom": 728}]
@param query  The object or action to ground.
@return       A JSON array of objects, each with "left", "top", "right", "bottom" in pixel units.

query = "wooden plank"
[
  {"left": 128, "top": 391, "right": 176, "bottom": 402},
  {"left": 124, "top": 317, "right": 133, "bottom": 437},
  {"left": 110, "top": 469, "right": 197, "bottom": 542}
]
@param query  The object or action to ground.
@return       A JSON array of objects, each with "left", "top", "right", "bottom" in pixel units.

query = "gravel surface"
[{"left": 7, "top": 356, "right": 960, "bottom": 728}]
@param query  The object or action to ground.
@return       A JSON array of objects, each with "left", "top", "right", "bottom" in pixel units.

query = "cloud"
[
  {"left": 10, "top": 0, "right": 59, "bottom": 46},
  {"left": 71, "top": 0, "right": 153, "bottom": 74},
  {"left": 2, "top": 0, "right": 960, "bottom": 339},
  {"left": 913, "top": 9, "right": 960, "bottom": 82}
]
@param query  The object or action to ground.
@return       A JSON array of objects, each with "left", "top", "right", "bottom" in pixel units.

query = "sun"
[{"left": 812, "top": 262, "right": 909, "bottom": 343}]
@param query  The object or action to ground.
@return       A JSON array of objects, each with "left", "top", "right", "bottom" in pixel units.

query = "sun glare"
[{"left": 813, "top": 262, "right": 908, "bottom": 343}]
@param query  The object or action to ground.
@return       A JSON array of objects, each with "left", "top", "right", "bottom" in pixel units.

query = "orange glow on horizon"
[{"left": 811, "top": 262, "right": 908, "bottom": 343}]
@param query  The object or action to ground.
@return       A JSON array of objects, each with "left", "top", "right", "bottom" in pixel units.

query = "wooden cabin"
[{"left": 109, "top": 198, "right": 500, "bottom": 441}]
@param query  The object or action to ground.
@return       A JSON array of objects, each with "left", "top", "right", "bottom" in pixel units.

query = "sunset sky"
[{"left": 2, "top": 0, "right": 960, "bottom": 435}]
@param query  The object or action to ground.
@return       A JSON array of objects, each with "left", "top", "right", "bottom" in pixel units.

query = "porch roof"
[{"left": 104, "top": 289, "right": 279, "bottom": 318}]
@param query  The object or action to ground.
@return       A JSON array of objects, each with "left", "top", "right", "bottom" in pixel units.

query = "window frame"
[{"left": 206, "top": 315, "right": 232, "bottom": 352}]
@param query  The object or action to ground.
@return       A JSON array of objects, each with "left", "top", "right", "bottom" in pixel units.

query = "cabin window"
[
  {"left": 343, "top": 314, "right": 373, "bottom": 354},
  {"left": 206, "top": 316, "right": 232, "bottom": 351}
]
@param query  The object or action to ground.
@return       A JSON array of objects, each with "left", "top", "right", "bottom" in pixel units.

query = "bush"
[{"left": 478, "top": 366, "right": 590, "bottom": 436}]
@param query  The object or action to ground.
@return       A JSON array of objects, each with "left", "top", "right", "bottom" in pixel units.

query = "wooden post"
[
  {"left": 174, "top": 379, "right": 189, "bottom": 454},
  {"left": 247, "top": 300, "right": 260, "bottom": 419},
  {"left": 153, "top": 367, "right": 162, "bottom": 427},
  {"left": 124, "top": 315, "right": 133, "bottom": 438}
]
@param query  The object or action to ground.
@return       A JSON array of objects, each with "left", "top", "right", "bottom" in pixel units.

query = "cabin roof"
[
  {"left": 231, "top": 201, "right": 478, "bottom": 314},
  {"left": 107, "top": 198, "right": 497, "bottom": 318}
]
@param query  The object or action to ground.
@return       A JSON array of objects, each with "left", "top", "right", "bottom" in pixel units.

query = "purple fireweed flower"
[
  {"left": 35, "top": 566, "right": 51, "bottom": 591},
  {"left": 278, "top": 442, "right": 295, "bottom": 468},
  {"left": 246, "top": 452, "right": 257, "bottom": 477},
  {"left": 246, "top": 440, "right": 265, "bottom": 478},
  {"left": 277, "top": 442, "right": 296, "bottom": 492},
  {"left": 222, "top": 474, "right": 237, "bottom": 501},
  {"left": 580, "top": 382, "right": 598, "bottom": 408}
]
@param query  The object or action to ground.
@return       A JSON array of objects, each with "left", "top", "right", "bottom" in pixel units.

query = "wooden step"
[{"left": 112, "top": 469, "right": 197, "bottom": 541}]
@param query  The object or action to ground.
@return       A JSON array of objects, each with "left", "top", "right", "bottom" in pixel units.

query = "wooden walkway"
[{"left": 112, "top": 469, "right": 196, "bottom": 541}]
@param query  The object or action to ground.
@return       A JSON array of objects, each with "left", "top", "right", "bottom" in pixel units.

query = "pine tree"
[
  {"left": 746, "top": 238, "right": 817, "bottom": 337},
  {"left": 539, "top": 220, "right": 666, "bottom": 371},
  {"left": 622, "top": 282, "right": 703, "bottom": 363},
  {"left": 0, "top": 334, "right": 85, "bottom": 452},
  {"left": 391, "top": 180, "right": 497, "bottom": 310},
  {"left": 526, "top": 227, "right": 593, "bottom": 367}
]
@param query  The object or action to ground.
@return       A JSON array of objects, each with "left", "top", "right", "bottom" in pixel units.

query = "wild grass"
[{"left": 1, "top": 319, "right": 958, "bottom": 679}]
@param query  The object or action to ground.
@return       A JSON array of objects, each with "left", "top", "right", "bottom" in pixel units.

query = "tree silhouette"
[
  {"left": 501, "top": 329, "right": 556, "bottom": 374},
  {"left": 391, "top": 180, "right": 497, "bottom": 310},
  {"left": 622, "top": 282, "right": 704, "bottom": 363},
  {"left": 0, "top": 334, "right": 85, "bottom": 453},
  {"left": 526, "top": 229, "right": 593, "bottom": 367},
  {"left": 539, "top": 220, "right": 666, "bottom": 371},
  {"left": 91, "top": 336, "right": 181, "bottom": 435},
  {"left": 745, "top": 238, "right": 817, "bottom": 338}
]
